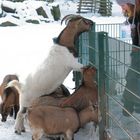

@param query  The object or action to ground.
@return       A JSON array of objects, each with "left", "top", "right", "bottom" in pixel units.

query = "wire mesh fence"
[{"left": 75, "top": 23, "right": 140, "bottom": 140}]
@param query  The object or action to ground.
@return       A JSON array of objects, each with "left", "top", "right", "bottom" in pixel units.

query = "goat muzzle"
[{"left": 83, "top": 18, "right": 93, "bottom": 26}]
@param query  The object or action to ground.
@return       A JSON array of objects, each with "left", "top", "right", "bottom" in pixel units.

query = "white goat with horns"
[{"left": 14, "top": 14, "right": 93, "bottom": 134}]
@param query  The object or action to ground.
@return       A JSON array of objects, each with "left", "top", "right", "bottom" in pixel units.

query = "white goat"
[{"left": 14, "top": 14, "right": 93, "bottom": 134}]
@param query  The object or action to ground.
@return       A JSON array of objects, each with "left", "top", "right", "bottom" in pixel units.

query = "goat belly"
[{"left": 28, "top": 106, "right": 79, "bottom": 135}]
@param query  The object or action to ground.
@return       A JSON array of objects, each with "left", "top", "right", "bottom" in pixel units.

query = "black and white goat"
[{"left": 14, "top": 14, "right": 93, "bottom": 134}]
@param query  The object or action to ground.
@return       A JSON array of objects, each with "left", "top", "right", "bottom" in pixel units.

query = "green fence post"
[
  {"left": 73, "top": 38, "right": 81, "bottom": 87},
  {"left": 74, "top": 23, "right": 96, "bottom": 87},
  {"left": 97, "top": 31, "right": 108, "bottom": 140},
  {"left": 89, "top": 23, "right": 96, "bottom": 66}
]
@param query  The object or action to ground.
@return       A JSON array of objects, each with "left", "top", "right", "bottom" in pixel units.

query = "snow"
[{"left": 0, "top": 0, "right": 126, "bottom": 139}]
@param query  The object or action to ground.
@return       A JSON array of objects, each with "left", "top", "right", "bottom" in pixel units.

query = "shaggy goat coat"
[
  {"left": 21, "top": 44, "right": 83, "bottom": 107},
  {"left": 14, "top": 14, "right": 94, "bottom": 134},
  {"left": 14, "top": 44, "right": 83, "bottom": 134}
]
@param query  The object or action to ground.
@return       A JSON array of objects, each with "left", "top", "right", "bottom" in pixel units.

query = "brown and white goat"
[
  {"left": 0, "top": 85, "right": 19, "bottom": 122},
  {"left": 0, "top": 75, "right": 19, "bottom": 121},
  {"left": 31, "top": 66, "right": 98, "bottom": 110},
  {"left": 15, "top": 14, "right": 93, "bottom": 134},
  {"left": 27, "top": 105, "right": 98, "bottom": 140}
]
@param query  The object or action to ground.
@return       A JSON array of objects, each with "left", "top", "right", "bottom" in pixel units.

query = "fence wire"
[{"left": 76, "top": 23, "right": 140, "bottom": 140}]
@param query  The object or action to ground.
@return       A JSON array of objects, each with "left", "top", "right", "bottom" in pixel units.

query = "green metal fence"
[
  {"left": 96, "top": 23, "right": 132, "bottom": 43},
  {"left": 75, "top": 24, "right": 140, "bottom": 140}
]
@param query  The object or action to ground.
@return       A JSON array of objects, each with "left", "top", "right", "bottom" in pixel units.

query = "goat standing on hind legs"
[
  {"left": 30, "top": 66, "right": 99, "bottom": 140},
  {"left": 14, "top": 14, "right": 93, "bottom": 135}
]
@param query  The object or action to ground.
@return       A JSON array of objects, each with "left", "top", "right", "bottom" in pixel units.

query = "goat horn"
[{"left": 61, "top": 14, "right": 82, "bottom": 25}]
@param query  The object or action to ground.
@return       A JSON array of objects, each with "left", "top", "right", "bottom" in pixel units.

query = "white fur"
[
  {"left": 5, "top": 80, "right": 22, "bottom": 94},
  {"left": 15, "top": 44, "right": 83, "bottom": 134}
]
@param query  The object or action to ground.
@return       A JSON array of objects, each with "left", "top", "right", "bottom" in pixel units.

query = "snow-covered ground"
[{"left": 0, "top": 0, "right": 128, "bottom": 140}]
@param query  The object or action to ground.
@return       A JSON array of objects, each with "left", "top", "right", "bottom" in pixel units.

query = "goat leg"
[{"left": 14, "top": 107, "right": 26, "bottom": 134}]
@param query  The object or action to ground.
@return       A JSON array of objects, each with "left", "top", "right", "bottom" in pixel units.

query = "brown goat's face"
[
  {"left": 83, "top": 66, "right": 97, "bottom": 77},
  {"left": 61, "top": 14, "right": 93, "bottom": 33}
]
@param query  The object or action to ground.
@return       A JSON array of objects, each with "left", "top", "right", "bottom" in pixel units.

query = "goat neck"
[
  {"left": 82, "top": 75, "right": 96, "bottom": 87},
  {"left": 79, "top": 106, "right": 98, "bottom": 127},
  {"left": 57, "top": 23, "right": 82, "bottom": 57}
]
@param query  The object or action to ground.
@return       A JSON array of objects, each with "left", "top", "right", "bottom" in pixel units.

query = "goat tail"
[{"left": 5, "top": 80, "right": 22, "bottom": 94}]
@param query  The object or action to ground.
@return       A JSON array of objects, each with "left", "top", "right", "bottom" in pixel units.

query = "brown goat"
[
  {"left": 1, "top": 87, "right": 19, "bottom": 122},
  {"left": 0, "top": 86, "right": 19, "bottom": 122},
  {"left": 60, "top": 66, "right": 98, "bottom": 112},
  {"left": 0, "top": 75, "right": 19, "bottom": 121},
  {"left": 27, "top": 105, "right": 97, "bottom": 140}
]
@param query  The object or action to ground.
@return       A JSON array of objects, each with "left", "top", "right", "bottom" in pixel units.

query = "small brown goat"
[
  {"left": 0, "top": 86, "right": 19, "bottom": 122},
  {"left": 60, "top": 66, "right": 98, "bottom": 112},
  {"left": 0, "top": 75, "right": 19, "bottom": 121},
  {"left": 27, "top": 105, "right": 97, "bottom": 140}
]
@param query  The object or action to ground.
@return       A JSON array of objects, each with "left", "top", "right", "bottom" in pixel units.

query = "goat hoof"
[{"left": 15, "top": 130, "right": 21, "bottom": 135}]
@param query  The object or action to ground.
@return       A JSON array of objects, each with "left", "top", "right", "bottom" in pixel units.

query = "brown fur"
[
  {"left": 0, "top": 74, "right": 19, "bottom": 96},
  {"left": 57, "top": 15, "right": 93, "bottom": 57},
  {"left": 27, "top": 105, "right": 97, "bottom": 140},
  {"left": 31, "top": 95, "right": 67, "bottom": 107},
  {"left": 0, "top": 74, "right": 19, "bottom": 122},
  {"left": 0, "top": 86, "right": 19, "bottom": 122},
  {"left": 60, "top": 66, "right": 98, "bottom": 112}
]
